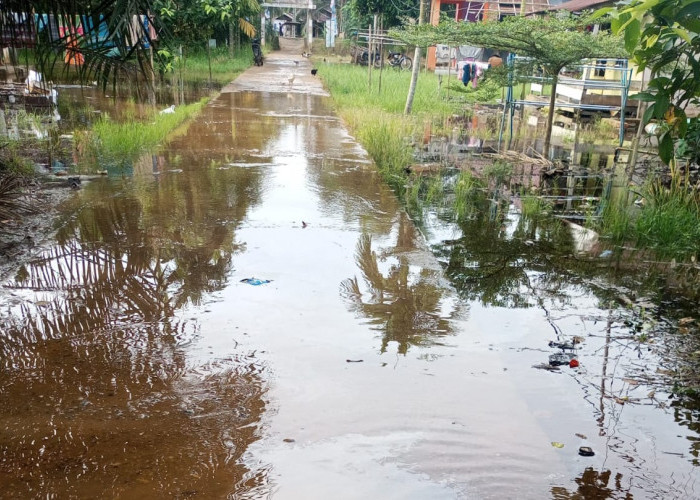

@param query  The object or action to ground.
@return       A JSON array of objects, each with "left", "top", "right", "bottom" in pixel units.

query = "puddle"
[{"left": 1, "top": 46, "right": 699, "bottom": 498}]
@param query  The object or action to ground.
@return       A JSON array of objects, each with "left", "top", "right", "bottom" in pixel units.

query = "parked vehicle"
[
  {"left": 251, "top": 38, "right": 263, "bottom": 66},
  {"left": 359, "top": 48, "right": 381, "bottom": 67},
  {"left": 386, "top": 51, "right": 412, "bottom": 70}
]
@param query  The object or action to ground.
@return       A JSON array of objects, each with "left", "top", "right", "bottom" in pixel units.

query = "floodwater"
[{"left": 1, "top": 43, "right": 700, "bottom": 498}]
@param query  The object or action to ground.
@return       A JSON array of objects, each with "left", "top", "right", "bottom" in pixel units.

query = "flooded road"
[{"left": 1, "top": 41, "right": 699, "bottom": 498}]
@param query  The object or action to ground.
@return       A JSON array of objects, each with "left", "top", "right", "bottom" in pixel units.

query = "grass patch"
[
  {"left": 597, "top": 181, "right": 700, "bottom": 259},
  {"left": 13, "top": 46, "right": 252, "bottom": 87},
  {"left": 521, "top": 194, "right": 552, "bottom": 220},
  {"left": 453, "top": 170, "right": 485, "bottom": 221},
  {"left": 81, "top": 96, "right": 210, "bottom": 171},
  {"left": 599, "top": 191, "right": 631, "bottom": 243},
  {"left": 177, "top": 46, "right": 253, "bottom": 85},
  {"left": 635, "top": 181, "right": 700, "bottom": 257},
  {"left": 353, "top": 113, "right": 414, "bottom": 192},
  {"left": 317, "top": 63, "right": 464, "bottom": 116},
  {"left": 0, "top": 139, "right": 34, "bottom": 176},
  {"left": 318, "top": 62, "right": 481, "bottom": 193}
]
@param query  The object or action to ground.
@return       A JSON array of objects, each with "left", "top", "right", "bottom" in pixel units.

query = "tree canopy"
[{"left": 393, "top": 14, "right": 627, "bottom": 156}]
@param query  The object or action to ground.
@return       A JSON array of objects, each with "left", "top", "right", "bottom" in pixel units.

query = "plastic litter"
[
  {"left": 240, "top": 278, "right": 272, "bottom": 286},
  {"left": 549, "top": 340, "right": 576, "bottom": 350},
  {"left": 569, "top": 359, "right": 580, "bottom": 368},
  {"left": 578, "top": 446, "right": 595, "bottom": 457},
  {"left": 549, "top": 352, "right": 577, "bottom": 366}
]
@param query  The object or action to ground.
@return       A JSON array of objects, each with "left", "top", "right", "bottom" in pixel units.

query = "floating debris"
[
  {"left": 549, "top": 340, "right": 576, "bottom": 350},
  {"left": 240, "top": 278, "right": 272, "bottom": 286},
  {"left": 579, "top": 446, "right": 595, "bottom": 457},
  {"left": 532, "top": 363, "right": 560, "bottom": 371},
  {"left": 549, "top": 352, "right": 577, "bottom": 366}
]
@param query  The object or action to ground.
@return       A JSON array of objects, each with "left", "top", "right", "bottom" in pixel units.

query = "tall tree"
[{"left": 394, "top": 14, "right": 627, "bottom": 157}]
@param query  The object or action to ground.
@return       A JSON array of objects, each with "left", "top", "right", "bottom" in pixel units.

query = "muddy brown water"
[{"left": 1, "top": 40, "right": 699, "bottom": 498}]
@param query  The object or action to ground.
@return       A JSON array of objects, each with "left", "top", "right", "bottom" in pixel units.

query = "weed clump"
[{"left": 81, "top": 97, "right": 210, "bottom": 171}]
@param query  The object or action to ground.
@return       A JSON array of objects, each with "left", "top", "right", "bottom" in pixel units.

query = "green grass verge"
[
  {"left": 178, "top": 46, "right": 253, "bottom": 85},
  {"left": 598, "top": 182, "right": 700, "bottom": 260},
  {"left": 82, "top": 96, "right": 210, "bottom": 171},
  {"left": 317, "top": 63, "right": 477, "bottom": 189}
]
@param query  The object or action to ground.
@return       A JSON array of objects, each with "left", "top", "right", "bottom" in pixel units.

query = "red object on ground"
[{"left": 569, "top": 359, "right": 580, "bottom": 368}]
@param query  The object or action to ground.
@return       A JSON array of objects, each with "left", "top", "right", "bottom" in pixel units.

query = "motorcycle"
[
  {"left": 251, "top": 38, "right": 263, "bottom": 66},
  {"left": 386, "top": 51, "right": 412, "bottom": 70},
  {"left": 356, "top": 47, "right": 381, "bottom": 67}
]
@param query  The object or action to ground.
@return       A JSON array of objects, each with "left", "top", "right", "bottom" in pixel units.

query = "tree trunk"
[
  {"left": 229, "top": 20, "right": 235, "bottom": 57},
  {"left": 404, "top": 0, "right": 426, "bottom": 115},
  {"left": 207, "top": 41, "right": 212, "bottom": 87},
  {"left": 543, "top": 74, "right": 558, "bottom": 158}
]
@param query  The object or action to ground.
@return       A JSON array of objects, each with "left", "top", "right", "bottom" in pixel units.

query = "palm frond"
[{"left": 239, "top": 18, "right": 256, "bottom": 39}]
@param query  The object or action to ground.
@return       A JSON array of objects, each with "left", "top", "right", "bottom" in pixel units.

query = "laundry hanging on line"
[{"left": 460, "top": 61, "right": 489, "bottom": 87}]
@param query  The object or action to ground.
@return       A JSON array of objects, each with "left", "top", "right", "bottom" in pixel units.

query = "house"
[
  {"left": 533, "top": 0, "right": 648, "bottom": 117},
  {"left": 273, "top": 13, "right": 295, "bottom": 37},
  {"left": 312, "top": 7, "right": 332, "bottom": 38}
]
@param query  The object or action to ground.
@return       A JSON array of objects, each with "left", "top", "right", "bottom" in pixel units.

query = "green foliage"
[
  {"left": 483, "top": 160, "right": 512, "bottom": 185},
  {"left": 597, "top": 183, "right": 700, "bottom": 258},
  {"left": 178, "top": 46, "right": 251, "bottom": 84},
  {"left": 393, "top": 14, "right": 626, "bottom": 77},
  {"left": 0, "top": 140, "right": 34, "bottom": 176},
  {"left": 317, "top": 63, "right": 465, "bottom": 115},
  {"left": 393, "top": 13, "right": 625, "bottom": 155},
  {"left": 86, "top": 97, "right": 209, "bottom": 170},
  {"left": 355, "top": 116, "right": 413, "bottom": 191},
  {"left": 156, "top": 0, "right": 260, "bottom": 44},
  {"left": 521, "top": 194, "right": 552, "bottom": 220},
  {"left": 453, "top": 170, "right": 485, "bottom": 221},
  {"left": 635, "top": 181, "right": 700, "bottom": 257},
  {"left": 599, "top": 192, "right": 631, "bottom": 243},
  {"left": 446, "top": 71, "right": 503, "bottom": 104},
  {"left": 607, "top": 0, "right": 700, "bottom": 165},
  {"left": 346, "top": 0, "right": 419, "bottom": 31}
]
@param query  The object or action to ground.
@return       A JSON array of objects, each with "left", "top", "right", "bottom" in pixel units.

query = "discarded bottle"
[{"left": 549, "top": 352, "right": 576, "bottom": 366}]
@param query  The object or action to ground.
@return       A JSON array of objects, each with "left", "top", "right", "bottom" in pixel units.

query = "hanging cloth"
[{"left": 462, "top": 63, "right": 472, "bottom": 86}]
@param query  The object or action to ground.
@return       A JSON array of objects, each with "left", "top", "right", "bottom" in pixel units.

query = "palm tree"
[{"left": 1, "top": 0, "right": 166, "bottom": 87}]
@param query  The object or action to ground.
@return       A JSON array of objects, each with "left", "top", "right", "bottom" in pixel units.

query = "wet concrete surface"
[{"left": 1, "top": 39, "right": 699, "bottom": 498}]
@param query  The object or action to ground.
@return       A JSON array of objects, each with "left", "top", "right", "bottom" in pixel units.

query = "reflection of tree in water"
[
  {"left": 341, "top": 214, "right": 459, "bottom": 354},
  {"left": 551, "top": 468, "right": 633, "bottom": 499},
  {"left": 0, "top": 162, "right": 268, "bottom": 496},
  {"left": 429, "top": 197, "right": 576, "bottom": 308}
]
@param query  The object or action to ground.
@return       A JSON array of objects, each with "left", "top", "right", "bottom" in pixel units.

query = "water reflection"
[
  {"left": 551, "top": 468, "right": 633, "bottom": 499},
  {"left": 341, "top": 213, "right": 461, "bottom": 354},
  {"left": 0, "top": 94, "right": 272, "bottom": 496},
  {"left": 431, "top": 199, "right": 573, "bottom": 308}
]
